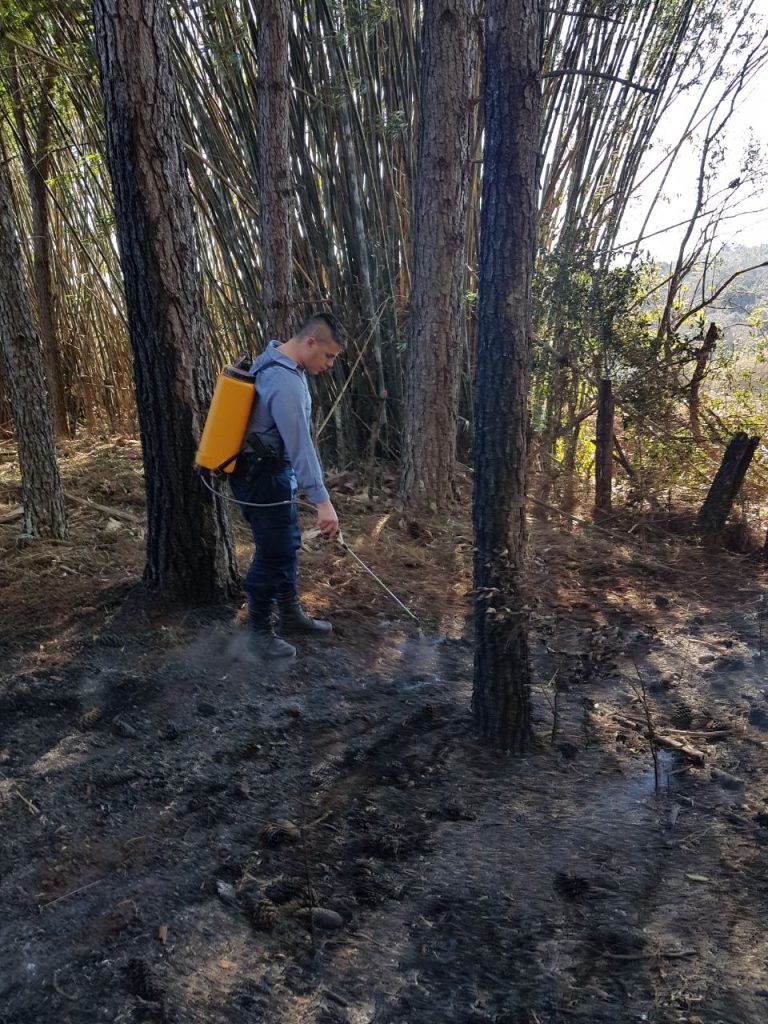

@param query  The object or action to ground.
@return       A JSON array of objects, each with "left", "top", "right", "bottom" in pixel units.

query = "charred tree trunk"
[
  {"left": 472, "top": 0, "right": 540, "bottom": 753},
  {"left": 92, "top": 0, "right": 238, "bottom": 602},
  {"left": 595, "top": 377, "right": 614, "bottom": 516},
  {"left": 399, "top": 0, "right": 480, "bottom": 510},
  {"left": 613, "top": 434, "right": 634, "bottom": 479},
  {"left": 257, "top": 0, "right": 293, "bottom": 341},
  {"left": 698, "top": 431, "right": 759, "bottom": 533},
  {"left": 0, "top": 148, "right": 67, "bottom": 539},
  {"left": 688, "top": 321, "right": 718, "bottom": 444}
]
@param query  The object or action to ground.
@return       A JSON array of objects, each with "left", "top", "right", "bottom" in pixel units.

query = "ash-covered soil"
[{"left": 3, "top": 444, "right": 768, "bottom": 1024}]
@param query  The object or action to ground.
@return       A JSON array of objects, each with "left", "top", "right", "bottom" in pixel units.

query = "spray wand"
[
  {"left": 199, "top": 472, "right": 420, "bottom": 627},
  {"left": 336, "top": 530, "right": 421, "bottom": 627}
]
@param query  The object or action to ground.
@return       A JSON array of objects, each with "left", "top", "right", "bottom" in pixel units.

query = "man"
[{"left": 230, "top": 312, "right": 344, "bottom": 659}]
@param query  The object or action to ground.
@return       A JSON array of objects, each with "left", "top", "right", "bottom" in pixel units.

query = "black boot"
[
  {"left": 277, "top": 590, "right": 333, "bottom": 636},
  {"left": 247, "top": 595, "right": 296, "bottom": 659}
]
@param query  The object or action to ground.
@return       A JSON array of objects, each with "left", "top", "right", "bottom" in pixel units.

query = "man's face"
[{"left": 303, "top": 336, "right": 342, "bottom": 375}]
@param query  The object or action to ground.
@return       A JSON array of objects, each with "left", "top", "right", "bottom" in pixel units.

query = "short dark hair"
[{"left": 298, "top": 312, "right": 346, "bottom": 349}]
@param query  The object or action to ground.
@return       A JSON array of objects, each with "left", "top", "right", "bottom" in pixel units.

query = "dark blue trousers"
[{"left": 230, "top": 459, "right": 301, "bottom": 608}]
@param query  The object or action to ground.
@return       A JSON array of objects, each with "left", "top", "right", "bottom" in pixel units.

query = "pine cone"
[
  {"left": 126, "top": 957, "right": 160, "bottom": 1001},
  {"left": 260, "top": 819, "right": 300, "bottom": 847},
  {"left": 370, "top": 830, "right": 403, "bottom": 859},
  {"left": 553, "top": 871, "right": 591, "bottom": 900},
  {"left": 353, "top": 877, "right": 383, "bottom": 906},
  {"left": 378, "top": 760, "right": 406, "bottom": 783},
  {"left": 316, "top": 1009, "right": 349, "bottom": 1024},
  {"left": 440, "top": 800, "right": 476, "bottom": 821},
  {"left": 164, "top": 721, "right": 180, "bottom": 741},
  {"left": 99, "top": 632, "right": 125, "bottom": 648},
  {"left": 294, "top": 907, "right": 344, "bottom": 930},
  {"left": 264, "top": 875, "right": 318, "bottom": 906},
  {"left": 670, "top": 701, "right": 694, "bottom": 730},
  {"left": 245, "top": 897, "right": 278, "bottom": 932},
  {"left": 94, "top": 767, "right": 141, "bottom": 788},
  {"left": 351, "top": 863, "right": 396, "bottom": 906},
  {"left": 79, "top": 706, "right": 103, "bottom": 731}
]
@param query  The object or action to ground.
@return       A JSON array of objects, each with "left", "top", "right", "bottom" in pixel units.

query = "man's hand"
[{"left": 316, "top": 500, "right": 339, "bottom": 537}]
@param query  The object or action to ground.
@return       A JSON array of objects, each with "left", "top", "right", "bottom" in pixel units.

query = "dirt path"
[{"left": 2, "top": 456, "right": 768, "bottom": 1023}]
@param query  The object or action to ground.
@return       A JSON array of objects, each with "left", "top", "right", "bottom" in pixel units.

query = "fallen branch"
[
  {"left": 612, "top": 713, "right": 706, "bottom": 764},
  {"left": 39, "top": 877, "right": 103, "bottom": 910},
  {"left": 11, "top": 785, "right": 42, "bottom": 816},
  {"left": 592, "top": 946, "right": 697, "bottom": 961},
  {"left": 65, "top": 492, "right": 143, "bottom": 525},
  {"left": 618, "top": 714, "right": 730, "bottom": 739},
  {"left": 0, "top": 505, "right": 23, "bottom": 524},
  {"left": 529, "top": 495, "right": 623, "bottom": 540},
  {"left": 667, "top": 728, "right": 729, "bottom": 739}
]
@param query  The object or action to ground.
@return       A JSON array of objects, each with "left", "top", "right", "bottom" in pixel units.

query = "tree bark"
[
  {"left": 0, "top": 148, "right": 67, "bottom": 539},
  {"left": 595, "top": 377, "right": 614, "bottom": 516},
  {"left": 613, "top": 434, "right": 636, "bottom": 486},
  {"left": 472, "top": 0, "right": 540, "bottom": 753},
  {"left": 561, "top": 418, "right": 581, "bottom": 514},
  {"left": 698, "top": 431, "right": 759, "bottom": 534},
  {"left": 325, "top": 39, "right": 389, "bottom": 449},
  {"left": 399, "top": 0, "right": 480, "bottom": 510},
  {"left": 257, "top": 0, "right": 293, "bottom": 341},
  {"left": 10, "top": 61, "right": 69, "bottom": 437},
  {"left": 92, "top": 0, "right": 238, "bottom": 602},
  {"left": 688, "top": 321, "right": 718, "bottom": 444}
]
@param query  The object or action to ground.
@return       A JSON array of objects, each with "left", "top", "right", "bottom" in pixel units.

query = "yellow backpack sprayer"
[
  {"left": 195, "top": 356, "right": 420, "bottom": 627},
  {"left": 195, "top": 356, "right": 256, "bottom": 475}
]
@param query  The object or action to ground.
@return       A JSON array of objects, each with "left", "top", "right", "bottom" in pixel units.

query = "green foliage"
[{"left": 532, "top": 235, "right": 768, "bottom": 511}]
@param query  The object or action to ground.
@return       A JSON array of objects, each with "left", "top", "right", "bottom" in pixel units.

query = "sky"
[{"left": 616, "top": 0, "right": 768, "bottom": 261}]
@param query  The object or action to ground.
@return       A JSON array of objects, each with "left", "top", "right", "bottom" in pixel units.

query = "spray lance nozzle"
[{"left": 335, "top": 530, "right": 421, "bottom": 628}]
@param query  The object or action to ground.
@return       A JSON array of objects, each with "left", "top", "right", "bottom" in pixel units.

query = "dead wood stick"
[
  {"left": 619, "top": 714, "right": 730, "bottom": 739},
  {"left": 529, "top": 496, "right": 625, "bottom": 539},
  {"left": 39, "top": 878, "right": 103, "bottom": 909},
  {"left": 612, "top": 713, "right": 706, "bottom": 763},
  {"left": 0, "top": 505, "right": 23, "bottom": 524},
  {"left": 357, "top": 930, "right": 400, "bottom": 954},
  {"left": 667, "top": 728, "right": 729, "bottom": 739},
  {"left": 593, "top": 946, "right": 697, "bottom": 961},
  {"left": 64, "top": 492, "right": 143, "bottom": 524},
  {"left": 12, "top": 785, "right": 41, "bottom": 816}
]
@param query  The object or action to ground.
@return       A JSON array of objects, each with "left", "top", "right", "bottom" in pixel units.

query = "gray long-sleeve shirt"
[{"left": 245, "top": 341, "right": 329, "bottom": 505}]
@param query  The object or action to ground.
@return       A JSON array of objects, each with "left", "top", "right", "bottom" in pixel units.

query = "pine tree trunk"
[
  {"left": 10, "top": 62, "right": 69, "bottom": 437},
  {"left": 92, "top": 0, "right": 238, "bottom": 603},
  {"left": 698, "top": 431, "right": 759, "bottom": 534},
  {"left": 399, "top": 0, "right": 480, "bottom": 510},
  {"left": 0, "top": 150, "right": 67, "bottom": 539},
  {"left": 327, "top": 44, "right": 388, "bottom": 447},
  {"left": 562, "top": 418, "right": 581, "bottom": 514},
  {"left": 595, "top": 377, "right": 614, "bottom": 516},
  {"left": 257, "top": 0, "right": 293, "bottom": 341},
  {"left": 472, "top": 0, "right": 540, "bottom": 753}
]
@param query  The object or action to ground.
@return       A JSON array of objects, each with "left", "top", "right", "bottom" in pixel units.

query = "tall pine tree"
[
  {"left": 91, "top": 0, "right": 238, "bottom": 602},
  {"left": 472, "top": 0, "right": 541, "bottom": 751},
  {"left": 399, "top": 0, "right": 480, "bottom": 510},
  {"left": 0, "top": 139, "right": 67, "bottom": 540}
]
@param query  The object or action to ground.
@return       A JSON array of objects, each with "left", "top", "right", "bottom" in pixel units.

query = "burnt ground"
[{"left": 2, "top": 440, "right": 768, "bottom": 1024}]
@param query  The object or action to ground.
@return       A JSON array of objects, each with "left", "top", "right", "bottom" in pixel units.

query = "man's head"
[{"left": 294, "top": 313, "right": 345, "bottom": 375}]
